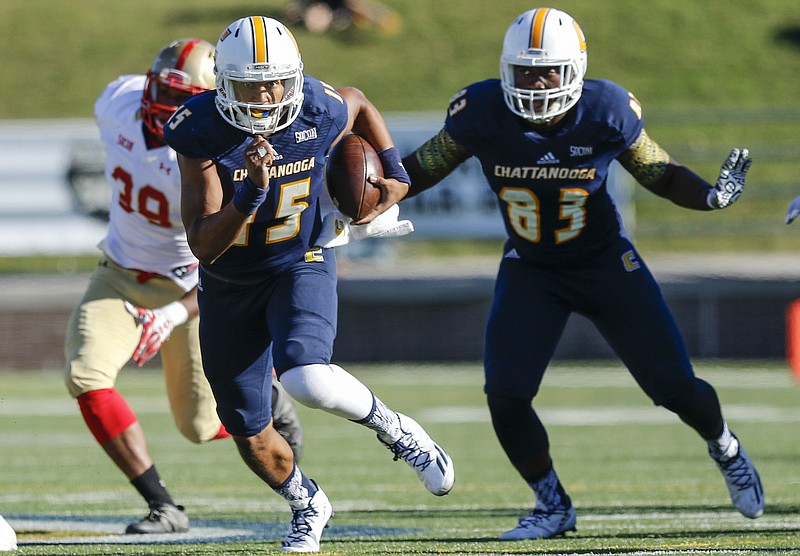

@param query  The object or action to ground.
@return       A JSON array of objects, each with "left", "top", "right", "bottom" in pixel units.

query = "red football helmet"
[{"left": 141, "top": 38, "right": 215, "bottom": 139}]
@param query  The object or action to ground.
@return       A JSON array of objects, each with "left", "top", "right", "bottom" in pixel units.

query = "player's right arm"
[
  {"left": 178, "top": 153, "right": 253, "bottom": 265},
  {"left": 171, "top": 101, "right": 277, "bottom": 264},
  {"left": 402, "top": 127, "right": 470, "bottom": 198}
]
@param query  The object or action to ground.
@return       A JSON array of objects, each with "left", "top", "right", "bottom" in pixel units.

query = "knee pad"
[
  {"left": 279, "top": 364, "right": 372, "bottom": 419},
  {"left": 77, "top": 388, "right": 137, "bottom": 445}
]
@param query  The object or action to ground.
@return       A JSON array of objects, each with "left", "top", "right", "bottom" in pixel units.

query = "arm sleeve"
[
  {"left": 618, "top": 128, "right": 713, "bottom": 211},
  {"left": 403, "top": 128, "right": 470, "bottom": 198}
]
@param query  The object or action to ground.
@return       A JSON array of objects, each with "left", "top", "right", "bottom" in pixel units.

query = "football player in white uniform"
[{"left": 63, "top": 38, "right": 303, "bottom": 535}]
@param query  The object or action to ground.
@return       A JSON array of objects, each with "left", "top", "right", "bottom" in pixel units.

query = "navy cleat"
[
  {"left": 499, "top": 505, "right": 577, "bottom": 540},
  {"left": 710, "top": 435, "right": 764, "bottom": 518}
]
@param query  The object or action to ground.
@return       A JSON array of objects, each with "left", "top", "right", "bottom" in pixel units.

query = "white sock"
[
  {"left": 708, "top": 422, "right": 738, "bottom": 460},
  {"left": 356, "top": 394, "right": 401, "bottom": 442}
]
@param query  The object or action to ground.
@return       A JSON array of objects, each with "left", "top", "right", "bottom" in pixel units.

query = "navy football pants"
[
  {"left": 484, "top": 238, "right": 722, "bottom": 445},
  {"left": 197, "top": 252, "right": 337, "bottom": 436}
]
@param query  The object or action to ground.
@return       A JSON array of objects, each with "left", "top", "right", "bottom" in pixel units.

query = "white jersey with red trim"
[{"left": 94, "top": 75, "right": 198, "bottom": 291}]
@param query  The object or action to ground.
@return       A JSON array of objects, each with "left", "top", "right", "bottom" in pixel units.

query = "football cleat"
[
  {"left": 125, "top": 502, "right": 189, "bottom": 534},
  {"left": 499, "top": 505, "right": 577, "bottom": 540},
  {"left": 0, "top": 515, "right": 17, "bottom": 551},
  {"left": 281, "top": 484, "right": 333, "bottom": 553},
  {"left": 710, "top": 436, "right": 764, "bottom": 518},
  {"left": 378, "top": 414, "right": 455, "bottom": 496}
]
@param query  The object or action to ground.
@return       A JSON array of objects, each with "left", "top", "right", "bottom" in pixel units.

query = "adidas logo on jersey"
[{"left": 537, "top": 152, "right": 560, "bottom": 164}]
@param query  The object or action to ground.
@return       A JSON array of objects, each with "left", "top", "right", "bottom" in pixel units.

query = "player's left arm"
[
  {"left": 335, "top": 86, "right": 409, "bottom": 224},
  {"left": 619, "top": 128, "right": 752, "bottom": 211},
  {"left": 402, "top": 127, "right": 469, "bottom": 198}
]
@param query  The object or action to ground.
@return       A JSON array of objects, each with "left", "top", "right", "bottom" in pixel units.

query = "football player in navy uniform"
[
  {"left": 400, "top": 7, "right": 762, "bottom": 540},
  {"left": 65, "top": 38, "right": 305, "bottom": 535},
  {"left": 164, "top": 16, "right": 454, "bottom": 553}
]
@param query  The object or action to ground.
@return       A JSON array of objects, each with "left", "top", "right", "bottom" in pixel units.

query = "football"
[{"left": 325, "top": 134, "right": 383, "bottom": 220}]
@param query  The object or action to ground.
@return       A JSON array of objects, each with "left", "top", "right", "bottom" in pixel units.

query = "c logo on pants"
[{"left": 622, "top": 249, "right": 640, "bottom": 272}]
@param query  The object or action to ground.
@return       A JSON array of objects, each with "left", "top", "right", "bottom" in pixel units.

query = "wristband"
[
  {"left": 159, "top": 300, "right": 189, "bottom": 327},
  {"left": 233, "top": 177, "right": 268, "bottom": 215},
  {"left": 377, "top": 147, "right": 410, "bottom": 185}
]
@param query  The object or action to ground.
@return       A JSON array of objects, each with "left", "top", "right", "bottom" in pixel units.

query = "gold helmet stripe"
[
  {"left": 251, "top": 16, "right": 268, "bottom": 63},
  {"left": 530, "top": 8, "right": 550, "bottom": 49},
  {"left": 573, "top": 20, "right": 587, "bottom": 53},
  {"left": 284, "top": 25, "right": 300, "bottom": 56}
]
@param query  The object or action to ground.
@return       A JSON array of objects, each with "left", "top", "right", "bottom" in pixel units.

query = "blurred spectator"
[{"left": 285, "top": 0, "right": 401, "bottom": 35}]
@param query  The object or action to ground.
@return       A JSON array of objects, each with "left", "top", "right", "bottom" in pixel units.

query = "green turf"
[{"left": 2, "top": 361, "right": 799, "bottom": 554}]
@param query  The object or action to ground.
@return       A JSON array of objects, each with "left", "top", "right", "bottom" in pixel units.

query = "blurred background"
[{"left": 1, "top": 0, "right": 800, "bottom": 368}]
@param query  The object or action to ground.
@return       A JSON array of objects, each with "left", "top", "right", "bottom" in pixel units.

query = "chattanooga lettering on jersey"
[
  {"left": 494, "top": 165, "right": 597, "bottom": 180},
  {"left": 233, "top": 157, "right": 316, "bottom": 181}
]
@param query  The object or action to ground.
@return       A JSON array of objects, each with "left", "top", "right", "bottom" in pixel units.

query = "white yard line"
[{"left": 419, "top": 404, "right": 800, "bottom": 425}]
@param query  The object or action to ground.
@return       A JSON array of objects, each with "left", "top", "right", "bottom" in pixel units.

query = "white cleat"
[
  {"left": 0, "top": 515, "right": 17, "bottom": 552},
  {"left": 499, "top": 506, "right": 577, "bottom": 540},
  {"left": 281, "top": 485, "right": 333, "bottom": 553},
  {"left": 710, "top": 436, "right": 764, "bottom": 519},
  {"left": 378, "top": 414, "right": 455, "bottom": 496}
]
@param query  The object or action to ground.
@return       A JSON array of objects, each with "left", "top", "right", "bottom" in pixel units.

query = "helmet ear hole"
[
  {"left": 213, "top": 16, "right": 305, "bottom": 134},
  {"left": 499, "top": 8, "right": 587, "bottom": 124},
  {"left": 141, "top": 38, "right": 215, "bottom": 139}
]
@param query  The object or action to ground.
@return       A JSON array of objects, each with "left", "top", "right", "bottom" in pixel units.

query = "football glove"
[
  {"left": 785, "top": 194, "right": 800, "bottom": 224},
  {"left": 124, "top": 300, "right": 189, "bottom": 366},
  {"left": 316, "top": 203, "right": 414, "bottom": 248},
  {"left": 707, "top": 148, "right": 751, "bottom": 209}
]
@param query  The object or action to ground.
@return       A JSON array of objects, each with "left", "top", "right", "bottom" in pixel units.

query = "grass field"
[
  {"left": 2, "top": 361, "right": 799, "bottom": 555},
  {"left": 4, "top": 0, "right": 800, "bottom": 118}
]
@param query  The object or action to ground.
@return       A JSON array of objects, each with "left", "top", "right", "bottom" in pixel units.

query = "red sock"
[{"left": 77, "top": 388, "right": 137, "bottom": 445}]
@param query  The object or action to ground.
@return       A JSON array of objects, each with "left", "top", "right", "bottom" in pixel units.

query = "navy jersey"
[
  {"left": 445, "top": 78, "right": 643, "bottom": 267},
  {"left": 164, "top": 75, "right": 349, "bottom": 280}
]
